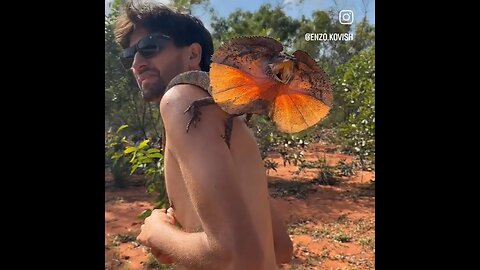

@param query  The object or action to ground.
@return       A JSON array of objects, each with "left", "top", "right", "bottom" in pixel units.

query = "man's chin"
[
  {"left": 139, "top": 80, "right": 166, "bottom": 102},
  {"left": 141, "top": 89, "right": 163, "bottom": 102}
]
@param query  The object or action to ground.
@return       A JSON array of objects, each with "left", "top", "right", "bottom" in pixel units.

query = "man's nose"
[{"left": 131, "top": 52, "right": 148, "bottom": 71}]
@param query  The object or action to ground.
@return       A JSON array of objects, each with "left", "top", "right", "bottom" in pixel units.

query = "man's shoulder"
[
  {"left": 165, "top": 70, "right": 210, "bottom": 94},
  {"left": 160, "top": 84, "right": 209, "bottom": 114},
  {"left": 160, "top": 84, "right": 209, "bottom": 108},
  {"left": 160, "top": 84, "right": 228, "bottom": 139}
]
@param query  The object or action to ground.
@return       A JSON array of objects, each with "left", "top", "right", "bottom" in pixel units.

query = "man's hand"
[{"left": 138, "top": 208, "right": 177, "bottom": 264}]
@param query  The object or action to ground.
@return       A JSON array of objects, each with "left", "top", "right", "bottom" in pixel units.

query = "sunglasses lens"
[
  {"left": 138, "top": 37, "right": 165, "bottom": 58},
  {"left": 119, "top": 35, "right": 170, "bottom": 69}
]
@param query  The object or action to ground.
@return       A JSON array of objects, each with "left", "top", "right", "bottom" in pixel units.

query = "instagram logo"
[{"left": 339, "top": 10, "right": 354, "bottom": 25}]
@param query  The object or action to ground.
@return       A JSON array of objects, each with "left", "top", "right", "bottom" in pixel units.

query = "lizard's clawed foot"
[
  {"left": 184, "top": 103, "right": 201, "bottom": 132},
  {"left": 223, "top": 114, "right": 244, "bottom": 148},
  {"left": 183, "top": 97, "right": 216, "bottom": 132}
]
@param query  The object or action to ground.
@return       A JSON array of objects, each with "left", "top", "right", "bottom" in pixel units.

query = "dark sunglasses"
[{"left": 120, "top": 34, "right": 171, "bottom": 69}]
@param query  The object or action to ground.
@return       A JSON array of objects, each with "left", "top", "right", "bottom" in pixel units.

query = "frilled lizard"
[{"left": 165, "top": 36, "right": 333, "bottom": 148}]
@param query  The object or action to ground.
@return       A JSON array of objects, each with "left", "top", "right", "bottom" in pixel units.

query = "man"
[{"left": 114, "top": 1, "right": 293, "bottom": 269}]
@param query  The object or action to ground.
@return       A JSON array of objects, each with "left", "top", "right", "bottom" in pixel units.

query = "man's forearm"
[{"left": 148, "top": 222, "right": 226, "bottom": 269}]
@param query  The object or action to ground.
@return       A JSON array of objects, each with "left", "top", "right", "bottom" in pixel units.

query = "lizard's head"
[{"left": 268, "top": 57, "right": 295, "bottom": 84}]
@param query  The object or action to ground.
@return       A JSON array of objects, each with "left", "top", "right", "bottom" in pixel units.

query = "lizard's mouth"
[{"left": 269, "top": 59, "right": 294, "bottom": 84}]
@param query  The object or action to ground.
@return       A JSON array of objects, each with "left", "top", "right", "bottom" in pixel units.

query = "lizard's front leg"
[
  {"left": 223, "top": 113, "right": 243, "bottom": 148},
  {"left": 184, "top": 97, "right": 216, "bottom": 132}
]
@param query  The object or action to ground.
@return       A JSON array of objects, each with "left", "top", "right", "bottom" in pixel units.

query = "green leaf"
[
  {"left": 116, "top": 125, "right": 128, "bottom": 133},
  {"left": 124, "top": 147, "right": 137, "bottom": 154},
  {"left": 130, "top": 163, "right": 140, "bottom": 174},
  {"left": 147, "top": 153, "right": 162, "bottom": 159},
  {"left": 137, "top": 209, "right": 152, "bottom": 220},
  {"left": 139, "top": 139, "right": 150, "bottom": 149},
  {"left": 111, "top": 153, "right": 122, "bottom": 160},
  {"left": 147, "top": 148, "right": 160, "bottom": 154},
  {"left": 154, "top": 200, "right": 167, "bottom": 209},
  {"left": 138, "top": 157, "right": 153, "bottom": 164},
  {"left": 147, "top": 184, "right": 155, "bottom": 193},
  {"left": 129, "top": 152, "right": 137, "bottom": 163}
]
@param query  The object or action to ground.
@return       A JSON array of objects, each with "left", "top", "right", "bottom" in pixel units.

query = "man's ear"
[{"left": 186, "top": 43, "right": 202, "bottom": 69}]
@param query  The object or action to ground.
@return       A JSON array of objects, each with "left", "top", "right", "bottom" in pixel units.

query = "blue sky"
[{"left": 105, "top": 0, "right": 375, "bottom": 32}]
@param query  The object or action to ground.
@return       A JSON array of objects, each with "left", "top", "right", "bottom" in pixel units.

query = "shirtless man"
[{"left": 114, "top": 1, "right": 293, "bottom": 269}]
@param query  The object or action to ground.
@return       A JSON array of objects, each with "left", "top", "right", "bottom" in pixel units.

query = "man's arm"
[
  {"left": 144, "top": 84, "right": 265, "bottom": 269},
  {"left": 160, "top": 200, "right": 294, "bottom": 265},
  {"left": 269, "top": 197, "right": 293, "bottom": 264}
]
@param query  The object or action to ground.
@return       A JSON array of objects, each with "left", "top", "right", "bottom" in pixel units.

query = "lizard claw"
[
  {"left": 184, "top": 103, "right": 202, "bottom": 133},
  {"left": 183, "top": 97, "right": 215, "bottom": 132}
]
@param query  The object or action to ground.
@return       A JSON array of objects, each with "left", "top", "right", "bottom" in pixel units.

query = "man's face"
[{"left": 127, "top": 28, "right": 189, "bottom": 102}]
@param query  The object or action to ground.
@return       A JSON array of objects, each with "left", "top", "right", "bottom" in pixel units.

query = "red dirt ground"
[{"left": 105, "top": 143, "right": 375, "bottom": 269}]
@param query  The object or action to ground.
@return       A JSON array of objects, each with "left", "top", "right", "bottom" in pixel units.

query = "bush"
[
  {"left": 105, "top": 125, "right": 131, "bottom": 188},
  {"left": 105, "top": 124, "right": 168, "bottom": 209},
  {"left": 250, "top": 115, "right": 311, "bottom": 168},
  {"left": 333, "top": 48, "right": 375, "bottom": 167},
  {"left": 316, "top": 155, "right": 337, "bottom": 185},
  {"left": 123, "top": 139, "right": 169, "bottom": 210}
]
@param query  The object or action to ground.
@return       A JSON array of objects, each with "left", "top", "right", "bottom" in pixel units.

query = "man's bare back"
[{"left": 162, "top": 83, "right": 278, "bottom": 269}]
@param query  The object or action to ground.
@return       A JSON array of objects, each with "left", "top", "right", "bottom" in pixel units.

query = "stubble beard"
[{"left": 139, "top": 77, "right": 167, "bottom": 102}]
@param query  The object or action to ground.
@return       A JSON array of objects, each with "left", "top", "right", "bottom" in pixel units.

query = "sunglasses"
[{"left": 120, "top": 34, "right": 171, "bottom": 69}]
